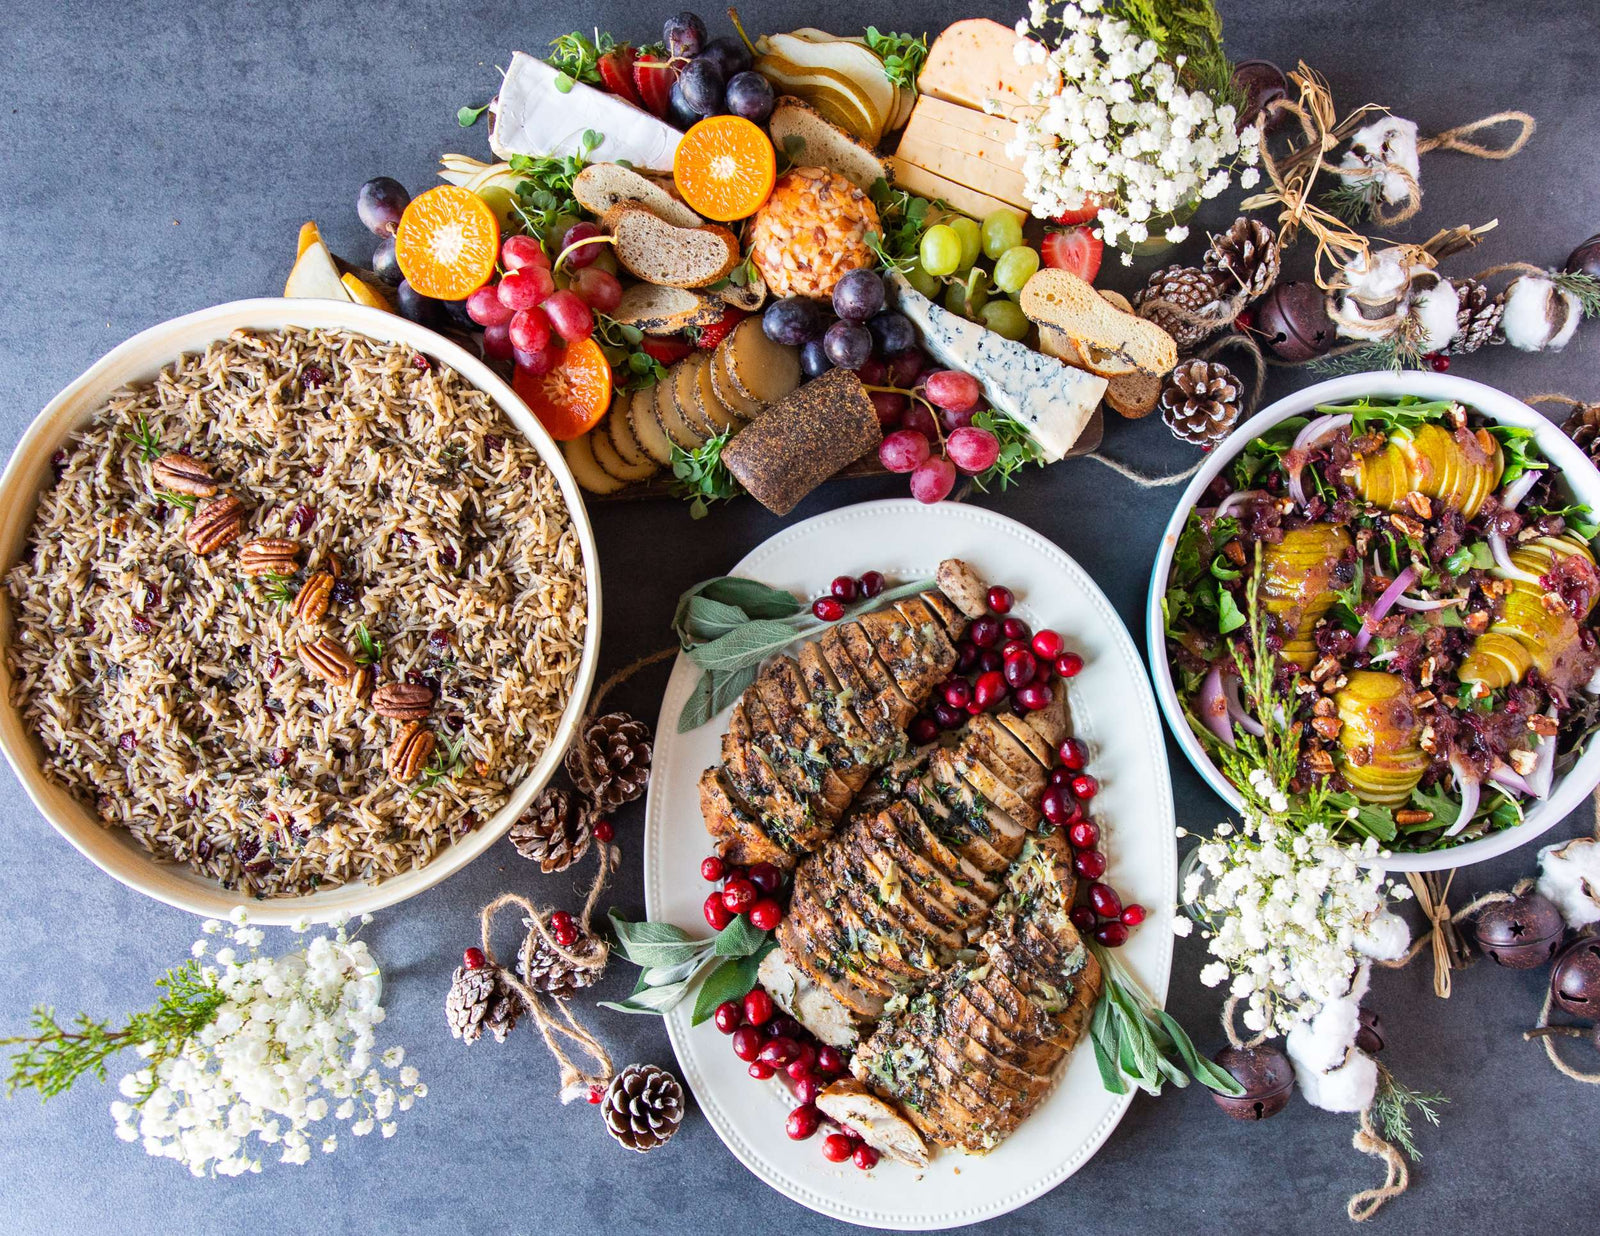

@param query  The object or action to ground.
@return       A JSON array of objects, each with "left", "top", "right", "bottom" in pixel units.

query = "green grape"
[
  {"left": 981, "top": 211, "right": 1024, "bottom": 260},
  {"left": 919, "top": 224, "right": 963, "bottom": 278},
  {"left": 980, "top": 299, "right": 1030, "bottom": 340},
  {"left": 992, "top": 245, "right": 1041, "bottom": 295},
  {"left": 944, "top": 270, "right": 989, "bottom": 319},
  {"left": 949, "top": 216, "right": 982, "bottom": 272},
  {"left": 905, "top": 262, "right": 941, "bottom": 299}
]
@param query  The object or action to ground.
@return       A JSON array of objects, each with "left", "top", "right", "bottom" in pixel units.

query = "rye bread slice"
[
  {"left": 1020, "top": 269, "right": 1178, "bottom": 378},
  {"left": 612, "top": 284, "right": 724, "bottom": 335},
  {"left": 769, "top": 97, "right": 887, "bottom": 191},
  {"left": 573, "top": 163, "right": 703, "bottom": 228},
  {"left": 602, "top": 205, "right": 741, "bottom": 289}
]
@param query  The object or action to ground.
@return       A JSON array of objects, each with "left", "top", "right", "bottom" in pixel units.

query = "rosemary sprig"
[
  {"left": 3, "top": 960, "right": 223, "bottom": 1101},
  {"left": 126, "top": 414, "right": 163, "bottom": 463},
  {"left": 260, "top": 573, "right": 296, "bottom": 607},
  {"left": 411, "top": 732, "right": 468, "bottom": 798},
  {"left": 670, "top": 432, "right": 742, "bottom": 520},
  {"left": 352, "top": 623, "right": 384, "bottom": 666},
  {"left": 1372, "top": 1064, "right": 1447, "bottom": 1161},
  {"left": 155, "top": 489, "right": 198, "bottom": 514}
]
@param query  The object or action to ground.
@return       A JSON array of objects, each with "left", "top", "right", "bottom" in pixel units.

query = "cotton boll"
[
  {"left": 1408, "top": 276, "right": 1461, "bottom": 354},
  {"left": 1537, "top": 836, "right": 1600, "bottom": 927},
  {"left": 1286, "top": 995, "right": 1362, "bottom": 1074},
  {"left": 1295, "top": 1049, "right": 1380, "bottom": 1113},
  {"left": 1355, "top": 910, "right": 1412, "bottom": 962},
  {"left": 1501, "top": 275, "right": 1582, "bottom": 351},
  {"left": 1335, "top": 247, "right": 1411, "bottom": 339},
  {"left": 1338, "top": 117, "right": 1421, "bottom": 205}
]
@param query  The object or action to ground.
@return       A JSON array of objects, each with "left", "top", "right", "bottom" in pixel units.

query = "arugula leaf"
[
  {"left": 507, "top": 132, "right": 603, "bottom": 242},
  {"left": 1216, "top": 588, "right": 1246, "bottom": 635},
  {"left": 457, "top": 102, "right": 491, "bottom": 127}
]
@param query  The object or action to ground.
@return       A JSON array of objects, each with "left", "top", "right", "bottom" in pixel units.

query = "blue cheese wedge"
[
  {"left": 490, "top": 52, "right": 681, "bottom": 173},
  {"left": 888, "top": 272, "right": 1106, "bottom": 461}
]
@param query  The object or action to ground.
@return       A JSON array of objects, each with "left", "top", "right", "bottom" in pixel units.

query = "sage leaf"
[
  {"left": 608, "top": 911, "right": 711, "bottom": 969},
  {"left": 712, "top": 914, "right": 770, "bottom": 958},
  {"left": 685, "top": 618, "right": 803, "bottom": 673},
  {"left": 598, "top": 979, "right": 694, "bottom": 1016},
  {"left": 1156, "top": 1010, "right": 1243, "bottom": 1095},
  {"left": 640, "top": 955, "right": 708, "bottom": 987},
  {"left": 676, "top": 665, "right": 757, "bottom": 733},
  {"left": 697, "top": 577, "right": 803, "bottom": 620},
  {"left": 690, "top": 943, "right": 774, "bottom": 1025},
  {"left": 679, "top": 595, "right": 756, "bottom": 644}
]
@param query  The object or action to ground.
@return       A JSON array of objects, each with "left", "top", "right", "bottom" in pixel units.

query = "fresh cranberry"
[
  {"left": 701, "top": 855, "right": 726, "bottom": 882},
  {"left": 1430, "top": 353, "right": 1451, "bottom": 373},
  {"left": 1000, "top": 639, "right": 1029, "bottom": 659},
  {"left": 943, "top": 678, "right": 973, "bottom": 709},
  {"left": 786, "top": 1044, "right": 816, "bottom": 1079},
  {"left": 969, "top": 615, "right": 1001, "bottom": 648},
  {"left": 1016, "top": 682, "right": 1054, "bottom": 712},
  {"left": 1004, "top": 649, "right": 1039, "bottom": 688},
  {"left": 748, "top": 1061, "right": 776, "bottom": 1079},
  {"left": 853, "top": 1144, "right": 880, "bottom": 1170},
  {"left": 966, "top": 699, "right": 984, "bottom": 715},
  {"left": 821, "top": 1133, "right": 855, "bottom": 1163},
  {"left": 794, "top": 1075, "right": 822, "bottom": 1106},
  {"left": 1055, "top": 651, "right": 1085, "bottom": 678},
  {"left": 1088, "top": 882, "right": 1122, "bottom": 919},
  {"left": 830, "top": 575, "right": 859, "bottom": 602},
  {"left": 748, "top": 899, "right": 782, "bottom": 932},
  {"left": 955, "top": 643, "right": 978, "bottom": 673},
  {"left": 759, "top": 1037, "right": 800, "bottom": 1067},
  {"left": 1069, "top": 819, "right": 1100, "bottom": 850},
  {"left": 978, "top": 649, "right": 1004, "bottom": 674},
  {"left": 463, "top": 947, "right": 486, "bottom": 970},
  {"left": 550, "top": 910, "right": 578, "bottom": 947},
  {"left": 812, "top": 597, "right": 845, "bottom": 622},
  {"left": 748, "top": 861, "right": 782, "bottom": 895},
  {"left": 1058, "top": 737, "right": 1089, "bottom": 769},
  {"left": 1002, "top": 617, "right": 1030, "bottom": 642},
  {"left": 714, "top": 1001, "right": 743, "bottom": 1034},
  {"left": 1041, "top": 786, "right": 1072, "bottom": 825},
  {"left": 593, "top": 818, "right": 615, "bottom": 843},
  {"left": 1074, "top": 849, "right": 1108, "bottom": 880},
  {"left": 933, "top": 701, "right": 963, "bottom": 729},
  {"left": 986, "top": 585, "right": 1014, "bottom": 613},
  {"left": 704, "top": 891, "right": 735, "bottom": 930},
  {"left": 816, "top": 1045, "right": 845, "bottom": 1075},
  {"left": 858, "top": 571, "right": 886, "bottom": 598},
  {"left": 1031, "top": 629, "right": 1065, "bottom": 660},
  {"left": 787, "top": 1105, "right": 821, "bottom": 1140},
  {"left": 1094, "top": 921, "right": 1129, "bottom": 947},
  {"left": 973, "top": 671, "right": 1007, "bottom": 710},
  {"left": 1121, "top": 904, "right": 1147, "bottom": 927},
  {"left": 910, "top": 715, "right": 939, "bottom": 744},
  {"left": 731, "top": 1026, "right": 763, "bottom": 1062},
  {"left": 1069, "top": 905, "right": 1097, "bottom": 931},
  {"left": 588, "top": 1085, "right": 604, "bottom": 1104},
  {"left": 743, "top": 987, "right": 775, "bottom": 1026},
  {"left": 722, "top": 877, "right": 758, "bottom": 914},
  {"left": 1071, "top": 773, "right": 1099, "bottom": 801},
  {"left": 1049, "top": 767, "right": 1073, "bottom": 788}
]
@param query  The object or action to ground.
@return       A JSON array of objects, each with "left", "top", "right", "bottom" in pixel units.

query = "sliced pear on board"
[
  {"left": 340, "top": 273, "right": 393, "bottom": 311},
  {"left": 765, "top": 33, "right": 895, "bottom": 142},
  {"left": 285, "top": 236, "right": 353, "bottom": 302},
  {"left": 296, "top": 221, "right": 322, "bottom": 259},
  {"left": 757, "top": 57, "right": 880, "bottom": 145}
]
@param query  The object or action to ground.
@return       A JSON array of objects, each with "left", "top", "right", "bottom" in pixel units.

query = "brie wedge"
[{"left": 489, "top": 52, "right": 681, "bottom": 173}]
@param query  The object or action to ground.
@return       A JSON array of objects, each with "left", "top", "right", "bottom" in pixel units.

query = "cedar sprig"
[
  {"left": 1322, "top": 178, "right": 1382, "bottom": 226},
  {"left": 1373, "top": 1064, "right": 1447, "bottom": 1161},
  {"left": 1554, "top": 270, "right": 1600, "bottom": 319},
  {"left": 3, "top": 960, "right": 224, "bottom": 1101}
]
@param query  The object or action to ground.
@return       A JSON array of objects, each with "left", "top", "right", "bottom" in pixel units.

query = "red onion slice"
[
  {"left": 1394, "top": 594, "right": 1466, "bottom": 612},
  {"left": 1215, "top": 489, "right": 1268, "bottom": 520},
  {"left": 1488, "top": 530, "right": 1543, "bottom": 585},
  {"left": 1197, "top": 666, "right": 1236, "bottom": 747},
  {"left": 1501, "top": 468, "right": 1543, "bottom": 512},
  {"left": 1528, "top": 709, "right": 1557, "bottom": 800},
  {"left": 1285, "top": 415, "right": 1352, "bottom": 508},
  {"left": 1488, "top": 761, "right": 1534, "bottom": 797},
  {"left": 1354, "top": 565, "right": 1417, "bottom": 652},
  {"left": 1444, "top": 751, "right": 1482, "bottom": 837},
  {"left": 1221, "top": 673, "right": 1266, "bottom": 738}
]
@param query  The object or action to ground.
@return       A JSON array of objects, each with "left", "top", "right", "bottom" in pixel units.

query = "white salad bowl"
[
  {"left": 0, "top": 299, "right": 602, "bottom": 922},
  {"left": 1146, "top": 371, "right": 1600, "bottom": 872}
]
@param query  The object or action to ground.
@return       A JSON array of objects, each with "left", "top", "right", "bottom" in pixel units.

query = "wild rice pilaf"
[{"left": 5, "top": 328, "right": 588, "bottom": 896}]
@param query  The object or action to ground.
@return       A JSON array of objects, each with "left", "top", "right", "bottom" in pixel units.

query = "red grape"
[
  {"left": 509, "top": 306, "right": 553, "bottom": 353},
  {"left": 857, "top": 356, "right": 888, "bottom": 386},
  {"left": 869, "top": 390, "right": 907, "bottom": 429},
  {"left": 941, "top": 405, "right": 977, "bottom": 433},
  {"left": 467, "top": 284, "right": 515, "bottom": 327},
  {"left": 569, "top": 266, "right": 622, "bottom": 313},
  {"left": 888, "top": 349, "right": 927, "bottom": 387},
  {"left": 542, "top": 290, "right": 594, "bottom": 342},
  {"left": 901, "top": 402, "right": 939, "bottom": 440},
  {"left": 513, "top": 346, "right": 555, "bottom": 377},
  {"left": 923, "top": 369, "right": 980, "bottom": 412},
  {"left": 501, "top": 234, "right": 549, "bottom": 270},
  {"left": 909, "top": 456, "right": 957, "bottom": 504},
  {"left": 560, "top": 221, "right": 605, "bottom": 268},
  {"left": 879, "top": 430, "right": 930, "bottom": 473},
  {"left": 947, "top": 426, "right": 1000, "bottom": 474},
  {"left": 498, "top": 265, "right": 555, "bottom": 310},
  {"left": 481, "top": 321, "right": 514, "bottom": 361}
]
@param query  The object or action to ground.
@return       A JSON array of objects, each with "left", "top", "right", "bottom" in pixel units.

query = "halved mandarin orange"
[
  {"left": 513, "top": 337, "right": 614, "bottom": 442},
  {"left": 394, "top": 185, "right": 500, "bottom": 300},
  {"left": 673, "top": 116, "right": 777, "bottom": 222}
]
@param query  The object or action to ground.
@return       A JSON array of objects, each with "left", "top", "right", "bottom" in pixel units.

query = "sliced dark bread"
[
  {"left": 602, "top": 205, "right": 741, "bottom": 289},
  {"left": 573, "top": 163, "right": 703, "bottom": 228},
  {"left": 612, "top": 284, "right": 724, "bottom": 335}
]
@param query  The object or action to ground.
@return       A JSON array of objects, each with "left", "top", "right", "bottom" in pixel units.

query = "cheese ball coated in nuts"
[{"left": 747, "top": 167, "right": 880, "bottom": 300}]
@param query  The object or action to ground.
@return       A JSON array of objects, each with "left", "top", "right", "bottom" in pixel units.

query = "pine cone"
[
  {"left": 1135, "top": 266, "right": 1232, "bottom": 351},
  {"left": 445, "top": 963, "right": 522, "bottom": 1044},
  {"left": 509, "top": 787, "right": 592, "bottom": 873},
  {"left": 1562, "top": 401, "right": 1600, "bottom": 468},
  {"left": 1203, "top": 217, "right": 1281, "bottom": 302},
  {"left": 602, "top": 1063, "right": 686, "bottom": 1152},
  {"left": 565, "top": 712, "right": 653, "bottom": 814},
  {"left": 1448, "top": 278, "right": 1505, "bottom": 354},
  {"left": 518, "top": 914, "right": 607, "bottom": 1000},
  {"left": 1160, "top": 360, "right": 1244, "bottom": 447}
]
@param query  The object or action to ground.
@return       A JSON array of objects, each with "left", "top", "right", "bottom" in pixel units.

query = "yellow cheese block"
[
  {"left": 886, "top": 157, "right": 1026, "bottom": 226},
  {"left": 917, "top": 18, "right": 1053, "bottom": 120},
  {"left": 896, "top": 95, "right": 1030, "bottom": 208}
]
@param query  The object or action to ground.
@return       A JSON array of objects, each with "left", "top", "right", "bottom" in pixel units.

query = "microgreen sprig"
[
  {"left": 863, "top": 27, "right": 929, "bottom": 93},
  {"left": 670, "top": 431, "right": 742, "bottom": 520},
  {"left": 546, "top": 29, "right": 614, "bottom": 91}
]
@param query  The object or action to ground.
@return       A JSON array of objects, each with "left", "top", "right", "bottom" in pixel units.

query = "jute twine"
[
  {"left": 1525, "top": 985, "right": 1600, "bottom": 1085},
  {"left": 1348, "top": 1092, "right": 1410, "bottom": 1222},
  {"left": 1337, "top": 111, "right": 1535, "bottom": 229}
]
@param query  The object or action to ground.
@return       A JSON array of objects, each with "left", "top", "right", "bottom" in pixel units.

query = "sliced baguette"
[
  {"left": 769, "top": 97, "right": 888, "bottom": 191},
  {"left": 573, "top": 163, "right": 703, "bottom": 228},
  {"left": 605, "top": 390, "right": 655, "bottom": 467},
  {"left": 628, "top": 383, "right": 678, "bottom": 465},
  {"left": 562, "top": 432, "right": 627, "bottom": 495},
  {"left": 654, "top": 365, "right": 709, "bottom": 451},
  {"left": 602, "top": 205, "right": 741, "bottom": 289},
  {"left": 613, "top": 283, "right": 724, "bottom": 335},
  {"left": 1020, "top": 269, "right": 1178, "bottom": 378}
]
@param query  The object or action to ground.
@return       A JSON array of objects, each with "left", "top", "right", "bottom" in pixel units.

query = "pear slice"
[
  {"left": 766, "top": 34, "right": 895, "bottom": 140},
  {"left": 757, "top": 54, "right": 881, "bottom": 144},
  {"left": 296, "top": 221, "right": 322, "bottom": 259},
  {"left": 285, "top": 236, "right": 353, "bottom": 302},
  {"left": 341, "top": 273, "right": 393, "bottom": 312}
]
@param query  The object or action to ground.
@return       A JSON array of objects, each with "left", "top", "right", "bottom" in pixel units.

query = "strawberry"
[
  {"left": 631, "top": 53, "right": 679, "bottom": 119},
  {"left": 597, "top": 45, "right": 641, "bottom": 107},
  {"left": 640, "top": 336, "right": 693, "bottom": 367},
  {"left": 692, "top": 308, "right": 747, "bottom": 351},
  {"left": 1041, "top": 227, "right": 1105, "bottom": 284},
  {"left": 1051, "top": 197, "right": 1101, "bottom": 226}
]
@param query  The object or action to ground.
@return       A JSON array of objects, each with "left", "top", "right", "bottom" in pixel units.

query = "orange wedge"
[
  {"left": 394, "top": 185, "right": 500, "bottom": 300},
  {"left": 513, "top": 338, "right": 614, "bottom": 442},
  {"left": 673, "top": 116, "right": 777, "bottom": 222}
]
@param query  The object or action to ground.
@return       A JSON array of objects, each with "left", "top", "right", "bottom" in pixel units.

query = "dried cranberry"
[
  {"left": 412, "top": 353, "right": 431, "bottom": 371},
  {"left": 519, "top": 466, "right": 533, "bottom": 479},
  {"left": 330, "top": 581, "right": 356, "bottom": 606},
  {"left": 269, "top": 747, "right": 290, "bottom": 768},
  {"left": 301, "top": 365, "right": 327, "bottom": 388},
  {"left": 309, "top": 464, "right": 325, "bottom": 478},
  {"left": 441, "top": 547, "right": 457, "bottom": 567},
  {"left": 131, "top": 615, "right": 153, "bottom": 635},
  {"left": 183, "top": 791, "right": 203, "bottom": 809},
  {"left": 428, "top": 628, "right": 453, "bottom": 652},
  {"left": 51, "top": 448, "right": 68, "bottom": 475},
  {"left": 81, "top": 617, "right": 95, "bottom": 635},
  {"left": 118, "top": 731, "right": 137, "bottom": 752},
  {"left": 142, "top": 585, "right": 162, "bottom": 611},
  {"left": 236, "top": 837, "right": 260, "bottom": 863},
  {"left": 288, "top": 503, "right": 316, "bottom": 535},
  {"left": 267, "top": 655, "right": 284, "bottom": 678},
  {"left": 485, "top": 434, "right": 504, "bottom": 453}
]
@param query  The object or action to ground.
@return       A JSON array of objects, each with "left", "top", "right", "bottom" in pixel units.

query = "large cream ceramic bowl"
[
  {"left": 0, "top": 299, "right": 601, "bottom": 923},
  {"left": 1147, "top": 372, "right": 1600, "bottom": 872}
]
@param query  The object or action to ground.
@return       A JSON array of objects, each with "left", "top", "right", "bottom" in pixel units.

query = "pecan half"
[
  {"left": 299, "top": 636, "right": 356, "bottom": 686},
  {"left": 387, "top": 721, "right": 435, "bottom": 782},
  {"left": 152, "top": 452, "right": 218, "bottom": 497},
  {"left": 1304, "top": 748, "right": 1335, "bottom": 777},
  {"left": 1394, "top": 809, "right": 1434, "bottom": 826},
  {"left": 241, "top": 538, "right": 303, "bottom": 577},
  {"left": 1403, "top": 491, "right": 1433, "bottom": 520},
  {"left": 1529, "top": 713, "right": 1559, "bottom": 737},
  {"left": 371, "top": 682, "right": 435, "bottom": 721},
  {"left": 348, "top": 664, "right": 374, "bottom": 703},
  {"left": 291, "top": 570, "right": 334, "bottom": 622},
  {"left": 185, "top": 493, "right": 244, "bottom": 555},
  {"left": 1310, "top": 715, "right": 1342, "bottom": 741}
]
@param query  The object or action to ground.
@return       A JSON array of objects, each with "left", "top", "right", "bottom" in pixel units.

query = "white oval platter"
[{"left": 644, "top": 498, "right": 1176, "bottom": 1229}]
